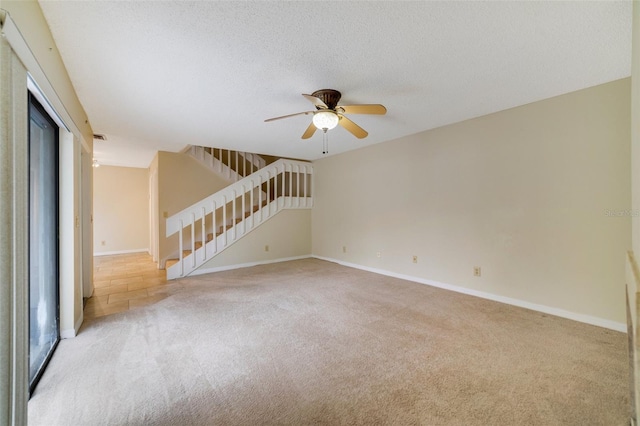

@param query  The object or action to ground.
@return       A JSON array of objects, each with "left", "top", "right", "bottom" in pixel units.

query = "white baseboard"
[
  {"left": 312, "top": 255, "right": 626, "bottom": 333},
  {"left": 94, "top": 248, "right": 149, "bottom": 257},
  {"left": 61, "top": 311, "right": 84, "bottom": 339},
  {"left": 189, "top": 255, "right": 312, "bottom": 276}
]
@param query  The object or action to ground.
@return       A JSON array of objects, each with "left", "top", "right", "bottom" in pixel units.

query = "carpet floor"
[{"left": 28, "top": 258, "right": 629, "bottom": 425}]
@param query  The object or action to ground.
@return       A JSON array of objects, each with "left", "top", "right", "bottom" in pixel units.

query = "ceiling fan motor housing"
[{"left": 311, "top": 89, "right": 342, "bottom": 110}]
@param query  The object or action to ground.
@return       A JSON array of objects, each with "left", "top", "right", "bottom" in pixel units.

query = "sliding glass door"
[{"left": 28, "top": 93, "right": 60, "bottom": 393}]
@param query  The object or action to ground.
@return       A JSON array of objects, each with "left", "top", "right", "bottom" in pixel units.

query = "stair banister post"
[
  {"left": 222, "top": 195, "right": 227, "bottom": 247},
  {"left": 212, "top": 200, "right": 217, "bottom": 254},
  {"left": 178, "top": 220, "right": 184, "bottom": 276},
  {"left": 297, "top": 164, "right": 301, "bottom": 206},
  {"left": 190, "top": 212, "right": 196, "bottom": 268},
  {"left": 232, "top": 189, "right": 237, "bottom": 240},
  {"left": 306, "top": 164, "right": 310, "bottom": 207},
  {"left": 273, "top": 166, "right": 278, "bottom": 209},
  {"left": 258, "top": 174, "right": 262, "bottom": 223},
  {"left": 308, "top": 164, "right": 312, "bottom": 206},
  {"left": 266, "top": 171, "right": 271, "bottom": 218},
  {"left": 303, "top": 166, "right": 307, "bottom": 206},
  {"left": 201, "top": 207, "right": 206, "bottom": 262},
  {"left": 288, "top": 163, "right": 293, "bottom": 208},
  {"left": 250, "top": 179, "right": 255, "bottom": 229},
  {"left": 282, "top": 164, "right": 286, "bottom": 208},
  {"left": 290, "top": 163, "right": 293, "bottom": 206},
  {"left": 241, "top": 184, "right": 246, "bottom": 235}
]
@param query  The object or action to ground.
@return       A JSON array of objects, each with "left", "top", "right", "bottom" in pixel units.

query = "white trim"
[
  {"left": 312, "top": 255, "right": 627, "bottom": 333},
  {"left": 27, "top": 75, "right": 68, "bottom": 131},
  {"left": 60, "top": 311, "right": 83, "bottom": 339},
  {"left": 189, "top": 255, "right": 311, "bottom": 276},
  {"left": 94, "top": 248, "right": 149, "bottom": 257}
]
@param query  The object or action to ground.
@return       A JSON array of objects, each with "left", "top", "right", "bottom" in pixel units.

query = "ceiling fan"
[{"left": 264, "top": 89, "right": 386, "bottom": 139}]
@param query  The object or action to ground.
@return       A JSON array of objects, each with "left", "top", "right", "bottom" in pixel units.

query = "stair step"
[{"left": 166, "top": 259, "right": 179, "bottom": 269}]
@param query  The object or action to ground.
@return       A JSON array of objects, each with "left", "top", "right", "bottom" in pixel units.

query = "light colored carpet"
[{"left": 28, "top": 258, "right": 629, "bottom": 425}]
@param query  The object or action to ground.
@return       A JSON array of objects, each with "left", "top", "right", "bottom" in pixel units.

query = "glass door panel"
[{"left": 28, "top": 94, "right": 60, "bottom": 392}]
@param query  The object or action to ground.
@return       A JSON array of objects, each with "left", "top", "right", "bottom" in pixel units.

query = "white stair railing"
[
  {"left": 165, "top": 158, "right": 313, "bottom": 279},
  {"left": 187, "top": 145, "right": 267, "bottom": 182}
]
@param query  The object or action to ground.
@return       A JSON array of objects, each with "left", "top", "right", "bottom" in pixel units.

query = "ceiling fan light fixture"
[{"left": 312, "top": 110, "right": 339, "bottom": 131}]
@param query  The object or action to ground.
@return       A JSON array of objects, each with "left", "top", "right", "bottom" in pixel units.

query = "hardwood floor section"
[{"left": 85, "top": 252, "right": 182, "bottom": 319}]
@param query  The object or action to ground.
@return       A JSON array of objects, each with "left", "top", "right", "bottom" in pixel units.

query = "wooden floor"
[{"left": 85, "top": 252, "right": 183, "bottom": 319}]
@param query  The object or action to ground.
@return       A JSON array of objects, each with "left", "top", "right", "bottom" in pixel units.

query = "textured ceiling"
[{"left": 38, "top": 1, "right": 632, "bottom": 168}]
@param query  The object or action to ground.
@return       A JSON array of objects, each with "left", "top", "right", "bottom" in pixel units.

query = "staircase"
[
  {"left": 185, "top": 145, "right": 267, "bottom": 182},
  {"left": 165, "top": 158, "right": 313, "bottom": 279}
]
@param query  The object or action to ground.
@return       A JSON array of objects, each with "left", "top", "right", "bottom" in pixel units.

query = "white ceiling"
[{"left": 38, "top": 1, "right": 632, "bottom": 168}]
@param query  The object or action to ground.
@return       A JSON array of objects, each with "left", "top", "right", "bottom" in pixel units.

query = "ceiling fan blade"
[
  {"left": 301, "top": 122, "right": 317, "bottom": 139},
  {"left": 264, "top": 111, "right": 314, "bottom": 122},
  {"left": 339, "top": 104, "right": 387, "bottom": 115},
  {"left": 302, "top": 94, "right": 329, "bottom": 109},
  {"left": 339, "top": 116, "right": 368, "bottom": 139}
]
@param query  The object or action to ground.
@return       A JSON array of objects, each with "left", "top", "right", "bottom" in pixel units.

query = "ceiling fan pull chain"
[{"left": 322, "top": 130, "right": 329, "bottom": 155}]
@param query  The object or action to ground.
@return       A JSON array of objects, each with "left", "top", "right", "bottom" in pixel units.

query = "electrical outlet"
[
  {"left": 376, "top": 252, "right": 381, "bottom": 258},
  {"left": 343, "top": 246, "right": 347, "bottom": 253},
  {"left": 264, "top": 245, "right": 269, "bottom": 252},
  {"left": 412, "top": 255, "right": 418, "bottom": 263},
  {"left": 474, "top": 266, "right": 481, "bottom": 277}
]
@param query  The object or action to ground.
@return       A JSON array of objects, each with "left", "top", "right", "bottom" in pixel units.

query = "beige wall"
[
  {"left": 634, "top": 1, "right": 640, "bottom": 270},
  {"left": 94, "top": 165, "right": 149, "bottom": 254},
  {"left": 1, "top": 0, "right": 92, "bottom": 144},
  {"left": 313, "top": 78, "right": 631, "bottom": 326},
  {"left": 628, "top": 0, "right": 640, "bottom": 419},
  {"left": 199, "top": 209, "right": 311, "bottom": 271}
]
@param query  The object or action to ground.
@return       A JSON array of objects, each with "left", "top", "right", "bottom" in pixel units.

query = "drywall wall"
[
  {"left": 628, "top": 0, "right": 640, "bottom": 419},
  {"left": 0, "top": 0, "right": 92, "bottom": 144},
  {"left": 93, "top": 165, "right": 149, "bottom": 254},
  {"left": 156, "top": 151, "right": 232, "bottom": 265},
  {"left": 312, "top": 78, "right": 631, "bottom": 327},
  {"left": 198, "top": 209, "right": 311, "bottom": 271},
  {"left": 631, "top": 2, "right": 640, "bottom": 298}
]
